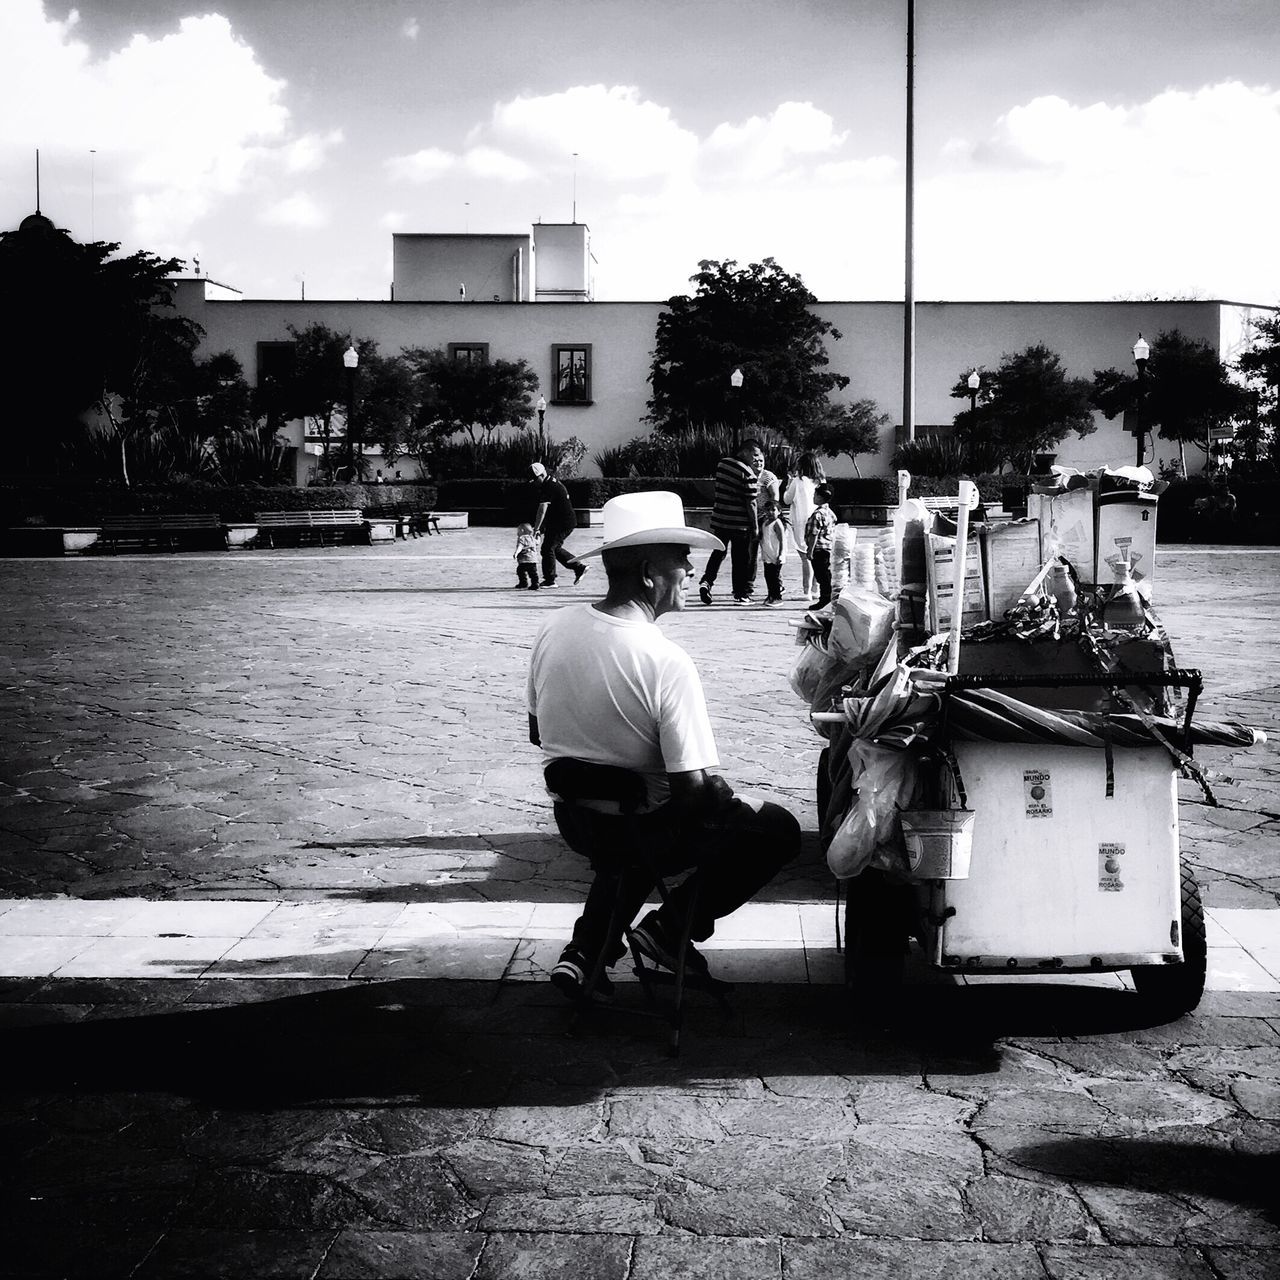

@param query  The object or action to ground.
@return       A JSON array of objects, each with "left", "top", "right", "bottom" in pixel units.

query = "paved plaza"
[{"left": 0, "top": 529, "right": 1277, "bottom": 1278}]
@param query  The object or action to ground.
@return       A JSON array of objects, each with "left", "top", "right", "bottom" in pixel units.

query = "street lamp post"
[
  {"left": 343, "top": 344, "right": 359, "bottom": 478},
  {"left": 729, "top": 367, "right": 744, "bottom": 450},
  {"left": 536, "top": 395, "right": 547, "bottom": 456},
  {"left": 967, "top": 368, "right": 980, "bottom": 416},
  {"left": 1131, "top": 334, "right": 1150, "bottom": 468}
]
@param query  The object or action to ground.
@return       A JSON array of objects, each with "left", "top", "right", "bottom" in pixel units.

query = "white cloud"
[
  {"left": 484, "top": 84, "right": 699, "bottom": 182},
  {"left": 402, "top": 17, "right": 420, "bottom": 40},
  {"left": 0, "top": 0, "right": 323, "bottom": 250},
  {"left": 927, "top": 81, "right": 1280, "bottom": 302},
  {"left": 463, "top": 145, "right": 534, "bottom": 182},
  {"left": 703, "top": 101, "right": 847, "bottom": 181},
  {"left": 386, "top": 146, "right": 456, "bottom": 183},
  {"left": 283, "top": 129, "right": 344, "bottom": 174},
  {"left": 378, "top": 210, "right": 408, "bottom": 230},
  {"left": 259, "top": 192, "right": 327, "bottom": 229}
]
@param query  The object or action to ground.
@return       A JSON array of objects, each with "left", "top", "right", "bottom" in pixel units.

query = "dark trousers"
[
  {"left": 811, "top": 548, "right": 832, "bottom": 607},
  {"left": 517, "top": 562, "right": 539, "bottom": 588},
  {"left": 763, "top": 563, "right": 783, "bottom": 601},
  {"left": 541, "top": 526, "right": 584, "bottom": 583},
  {"left": 553, "top": 797, "right": 800, "bottom": 966},
  {"left": 702, "top": 526, "right": 759, "bottom": 599}
]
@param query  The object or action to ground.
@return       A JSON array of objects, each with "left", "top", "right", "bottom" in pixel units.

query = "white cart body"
[{"left": 920, "top": 742, "right": 1182, "bottom": 972}]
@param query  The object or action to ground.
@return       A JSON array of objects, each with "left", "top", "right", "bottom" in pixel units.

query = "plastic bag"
[{"left": 825, "top": 738, "right": 918, "bottom": 880}]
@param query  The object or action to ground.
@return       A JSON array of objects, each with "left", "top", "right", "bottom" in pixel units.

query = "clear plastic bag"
[{"left": 825, "top": 738, "right": 918, "bottom": 880}]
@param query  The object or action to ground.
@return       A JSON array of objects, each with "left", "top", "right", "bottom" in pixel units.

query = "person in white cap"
[
  {"left": 530, "top": 461, "right": 588, "bottom": 587},
  {"left": 527, "top": 490, "right": 801, "bottom": 1002}
]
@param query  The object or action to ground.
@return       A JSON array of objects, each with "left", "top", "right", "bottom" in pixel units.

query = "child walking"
[
  {"left": 514, "top": 522, "right": 540, "bottom": 589},
  {"left": 804, "top": 484, "right": 837, "bottom": 609},
  {"left": 759, "top": 499, "right": 788, "bottom": 606}
]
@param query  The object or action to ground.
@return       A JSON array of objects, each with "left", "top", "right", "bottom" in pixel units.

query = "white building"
[{"left": 169, "top": 223, "right": 1273, "bottom": 485}]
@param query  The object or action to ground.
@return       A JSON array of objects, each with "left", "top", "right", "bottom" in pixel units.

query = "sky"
[{"left": 3, "top": 0, "right": 1279, "bottom": 305}]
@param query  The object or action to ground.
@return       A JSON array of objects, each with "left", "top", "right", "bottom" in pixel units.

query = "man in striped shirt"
[{"left": 698, "top": 440, "right": 764, "bottom": 605}]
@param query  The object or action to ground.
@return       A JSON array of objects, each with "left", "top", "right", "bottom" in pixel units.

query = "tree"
[
  {"left": 1236, "top": 313, "right": 1280, "bottom": 473},
  {"left": 647, "top": 258, "right": 849, "bottom": 440},
  {"left": 1091, "top": 329, "right": 1249, "bottom": 476},
  {"left": 951, "top": 344, "right": 1095, "bottom": 473},
  {"left": 277, "top": 322, "right": 356, "bottom": 478},
  {"left": 0, "top": 212, "right": 200, "bottom": 481},
  {"left": 800, "top": 400, "right": 887, "bottom": 477},
  {"left": 402, "top": 347, "right": 538, "bottom": 457}
]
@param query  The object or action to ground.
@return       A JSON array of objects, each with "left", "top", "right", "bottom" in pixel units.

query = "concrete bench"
[
  {"left": 99, "top": 513, "right": 227, "bottom": 552},
  {"left": 253, "top": 510, "right": 367, "bottom": 548}
]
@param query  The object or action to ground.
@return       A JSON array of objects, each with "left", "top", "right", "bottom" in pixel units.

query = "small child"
[
  {"left": 759, "top": 499, "right": 788, "bottom": 606},
  {"left": 804, "top": 484, "right": 837, "bottom": 609},
  {"left": 514, "top": 522, "right": 540, "bottom": 589}
]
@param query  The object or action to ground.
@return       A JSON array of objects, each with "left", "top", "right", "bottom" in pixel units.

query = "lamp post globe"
[
  {"left": 1131, "top": 334, "right": 1150, "bottom": 468},
  {"left": 343, "top": 344, "right": 359, "bottom": 477}
]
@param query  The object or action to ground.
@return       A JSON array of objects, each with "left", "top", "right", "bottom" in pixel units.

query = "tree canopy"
[
  {"left": 1090, "top": 329, "right": 1248, "bottom": 475},
  {"left": 951, "top": 344, "right": 1096, "bottom": 473},
  {"left": 0, "top": 214, "right": 199, "bottom": 480},
  {"left": 647, "top": 258, "right": 850, "bottom": 440},
  {"left": 1235, "top": 313, "right": 1280, "bottom": 473},
  {"left": 800, "top": 400, "right": 887, "bottom": 477}
]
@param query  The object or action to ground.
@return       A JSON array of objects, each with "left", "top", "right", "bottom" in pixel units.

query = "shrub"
[{"left": 427, "top": 431, "right": 586, "bottom": 479}]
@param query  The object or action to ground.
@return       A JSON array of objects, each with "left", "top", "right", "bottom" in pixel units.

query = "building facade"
[{"left": 169, "top": 225, "right": 1272, "bottom": 484}]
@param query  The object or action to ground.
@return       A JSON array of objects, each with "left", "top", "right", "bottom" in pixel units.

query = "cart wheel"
[
  {"left": 1131, "top": 864, "right": 1207, "bottom": 1020},
  {"left": 844, "top": 870, "right": 909, "bottom": 1020},
  {"left": 816, "top": 746, "right": 832, "bottom": 824}
]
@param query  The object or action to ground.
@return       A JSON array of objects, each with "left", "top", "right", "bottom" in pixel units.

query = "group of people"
[
  {"left": 698, "top": 441, "right": 837, "bottom": 609},
  {"left": 518, "top": 446, "right": 840, "bottom": 609}
]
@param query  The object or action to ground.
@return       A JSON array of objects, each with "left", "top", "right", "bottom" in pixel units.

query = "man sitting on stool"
[{"left": 527, "top": 491, "right": 800, "bottom": 1001}]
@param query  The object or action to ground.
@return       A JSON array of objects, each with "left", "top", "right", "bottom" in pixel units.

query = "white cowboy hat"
[{"left": 581, "top": 491, "right": 724, "bottom": 557}]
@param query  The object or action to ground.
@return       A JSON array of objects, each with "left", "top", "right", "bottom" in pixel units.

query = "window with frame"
[
  {"left": 447, "top": 342, "right": 489, "bottom": 366},
  {"left": 552, "top": 344, "right": 592, "bottom": 404}
]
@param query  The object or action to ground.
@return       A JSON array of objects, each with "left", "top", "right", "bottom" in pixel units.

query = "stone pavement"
[{"left": 0, "top": 531, "right": 1277, "bottom": 1278}]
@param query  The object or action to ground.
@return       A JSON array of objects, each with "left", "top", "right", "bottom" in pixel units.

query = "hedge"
[{"left": 2, "top": 481, "right": 439, "bottom": 525}]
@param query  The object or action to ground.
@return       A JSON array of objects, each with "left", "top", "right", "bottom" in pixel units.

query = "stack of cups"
[{"left": 852, "top": 543, "right": 876, "bottom": 588}]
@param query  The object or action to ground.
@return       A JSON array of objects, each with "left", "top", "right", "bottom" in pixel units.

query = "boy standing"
[{"left": 804, "top": 484, "right": 837, "bottom": 609}]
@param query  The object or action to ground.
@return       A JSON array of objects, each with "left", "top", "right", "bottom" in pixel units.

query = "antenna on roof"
[
  {"left": 572, "top": 152, "right": 578, "bottom": 223},
  {"left": 35, "top": 149, "right": 40, "bottom": 213}
]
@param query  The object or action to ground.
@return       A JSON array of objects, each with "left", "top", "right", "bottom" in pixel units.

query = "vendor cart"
[{"left": 802, "top": 477, "right": 1264, "bottom": 1022}]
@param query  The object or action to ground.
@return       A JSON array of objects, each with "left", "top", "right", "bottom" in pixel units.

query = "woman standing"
[{"left": 783, "top": 451, "right": 826, "bottom": 602}]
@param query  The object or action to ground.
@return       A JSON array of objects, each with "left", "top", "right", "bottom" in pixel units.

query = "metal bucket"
[{"left": 900, "top": 809, "right": 976, "bottom": 879}]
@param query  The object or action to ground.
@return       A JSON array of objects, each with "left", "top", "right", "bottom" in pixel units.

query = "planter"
[
  {"left": 365, "top": 517, "right": 398, "bottom": 543},
  {"left": 575, "top": 508, "right": 605, "bottom": 528},
  {"left": 434, "top": 511, "right": 469, "bottom": 530},
  {"left": 60, "top": 527, "right": 102, "bottom": 554},
  {"left": 223, "top": 523, "right": 258, "bottom": 549}
]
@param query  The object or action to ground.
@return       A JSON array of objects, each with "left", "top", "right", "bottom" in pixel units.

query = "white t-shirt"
[{"left": 527, "top": 603, "right": 719, "bottom": 812}]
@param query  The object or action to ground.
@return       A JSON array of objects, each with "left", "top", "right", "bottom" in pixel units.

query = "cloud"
[
  {"left": 703, "top": 101, "right": 848, "bottom": 181},
  {"left": 402, "top": 17, "right": 420, "bottom": 40},
  {"left": 482, "top": 84, "right": 699, "bottom": 182},
  {"left": 386, "top": 146, "right": 456, "bottom": 183},
  {"left": 463, "top": 146, "right": 534, "bottom": 182},
  {"left": 259, "top": 192, "right": 327, "bottom": 229},
  {"left": 927, "top": 80, "right": 1280, "bottom": 302},
  {"left": 0, "top": 1, "right": 321, "bottom": 248},
  {"left": 283, "top": 129, "right": 344, "bottom": 174}
]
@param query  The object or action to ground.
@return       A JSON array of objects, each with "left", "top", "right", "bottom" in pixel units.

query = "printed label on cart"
[
  {"left": 1023, "top": 769, "right": 1053, "bottom": 818},
  {"left": 1098, "top": 842, "right": 1125, "bottom": 892}
]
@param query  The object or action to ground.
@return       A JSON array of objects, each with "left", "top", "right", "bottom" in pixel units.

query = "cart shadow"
[{"left": 0, "top": 973, "right": 1206, "bottom": 1108}]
